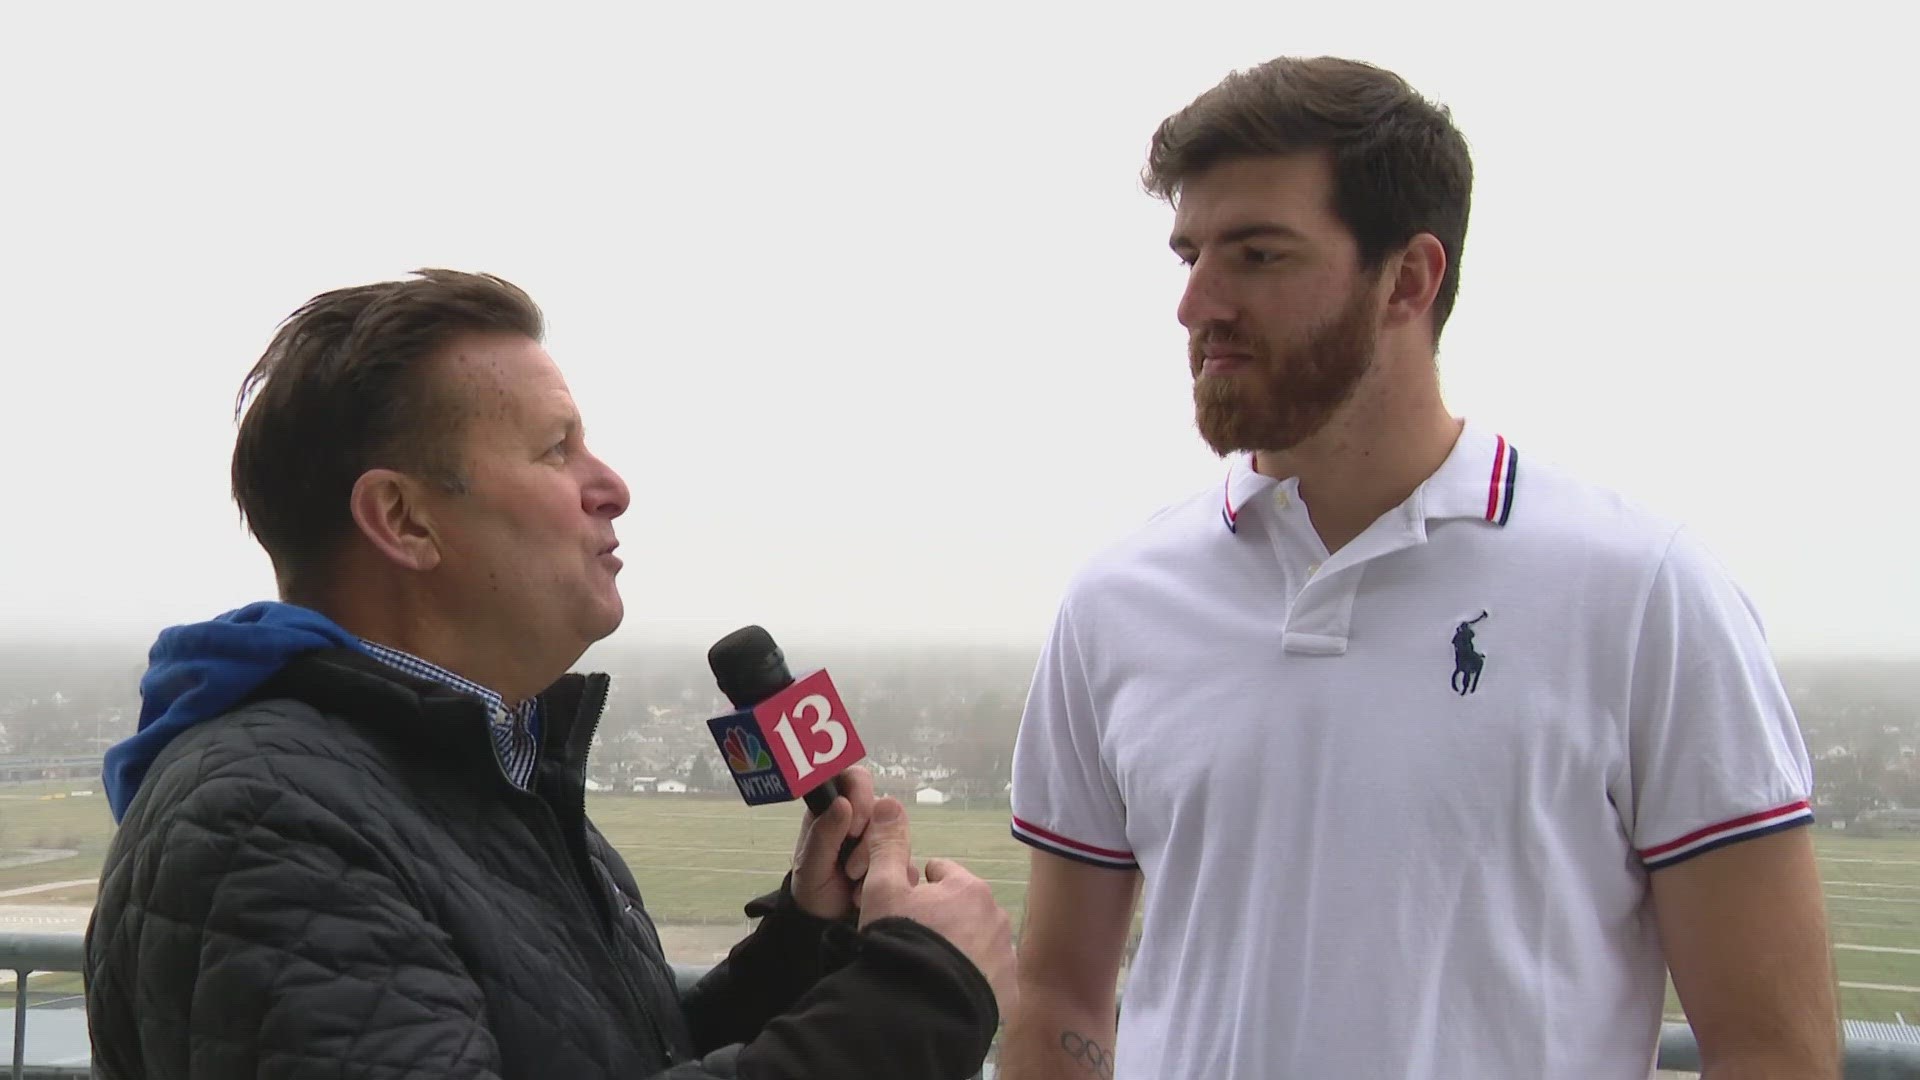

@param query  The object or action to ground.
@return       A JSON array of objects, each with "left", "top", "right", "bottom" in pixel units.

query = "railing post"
[{"left": 13, "top": 966, "right": 29, "bottom": 1080}]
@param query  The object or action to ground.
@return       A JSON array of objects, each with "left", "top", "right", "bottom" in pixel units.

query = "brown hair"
[
  {"left": 230, "top": 268, "right": 545, "bottom": 600},
  {"left": 1144, "top": 56, "right": 1474, "bottom": 336}
]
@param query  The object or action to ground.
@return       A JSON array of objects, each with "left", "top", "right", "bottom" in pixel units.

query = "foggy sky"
[{"left": 2, "top": 1, "right": 1914, "bottom": 657}]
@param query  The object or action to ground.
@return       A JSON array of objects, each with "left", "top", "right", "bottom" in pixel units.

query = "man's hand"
[
  {"left": 855, "top": 797, "right": 1018, "bottom": 1016},
  {"left": 789, "top": 765, "right": 876, "bottom": 920}
]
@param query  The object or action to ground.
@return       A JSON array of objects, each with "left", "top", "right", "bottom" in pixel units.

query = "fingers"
[
  {"left": 794, "top": 795, "right": 852, "bottom": 888},
  {"left": 850, "top": 854, "right": 921, "bottom": 910},
  {"left": 845, "top": 838, "right": 868, "bottom": 882},
  {"left": 837, "top": 769, "right": 879, "bottom": 879},
  {"left": 838, "top": 766, "right": 877, "bottom": 840},
  {"left": 854, "top": 798, "right": 912, "bottom": 906},
  {"left": 921, "top": 857, "right": 967, "bottom": 884}
]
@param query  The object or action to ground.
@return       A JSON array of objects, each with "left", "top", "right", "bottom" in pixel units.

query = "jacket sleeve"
[
  {"left": 678, "top": 878, "right": 1000, "bottom": 1079},
  {"left": 89, "top": 778, "right": 798, "bottom": 1080},
  {"left": 678, "top": 874, "right": 858, "bottom": 1049},
  {"left": 87, "top": 776, "right": 509, "bottom": 1080},
  {"left": 90, "top": 776, "right": 995, "bottom": 1080}
]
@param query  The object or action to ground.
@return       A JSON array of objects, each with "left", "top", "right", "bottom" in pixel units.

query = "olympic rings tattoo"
[{"left": 1059, "top": 1030, "right": 1115, "bottom": 1078}]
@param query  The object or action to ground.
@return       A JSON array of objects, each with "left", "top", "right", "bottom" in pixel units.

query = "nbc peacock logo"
[{"left": 722, "top": 728, "right": 774, "bottom": 775}]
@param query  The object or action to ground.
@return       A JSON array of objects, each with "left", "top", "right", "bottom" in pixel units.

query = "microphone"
[{"left": 706, "top": 626, "right": 868, "bottom": 864}]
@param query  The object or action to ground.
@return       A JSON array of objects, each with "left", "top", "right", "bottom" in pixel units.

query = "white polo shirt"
[{"left": 1010, "top": 422, "right": 1813, "bottom": 1080}]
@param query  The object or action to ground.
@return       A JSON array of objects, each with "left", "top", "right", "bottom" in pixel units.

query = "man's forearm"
[
  {"left": 1700, "top": 1042, "right": 1840, "bottom": 1080},
  {"left": 1697, "top": 1014, "right": 1840, "bottom": 1080},
  {"left": 998, "top": 992, "right": 1118, "bottom": 1080}
]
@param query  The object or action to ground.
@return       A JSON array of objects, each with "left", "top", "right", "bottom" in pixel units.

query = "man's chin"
[
  {"left": 1197, "top": 428, "right": 1245, "bottom": 458},
  {"left": 592, "top": 596, "right": 625, "bottom": 641},
  {"left": 1194, "top": 383, "right": 1271, "bottom": 456},
  {"left": 570, "top": 589, "right": 625, "bottom": 648},
  {"left": 1195, "top": 409, "right": 1269, "bottom": 458}
]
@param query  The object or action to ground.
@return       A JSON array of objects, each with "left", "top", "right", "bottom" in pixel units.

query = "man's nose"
[
  {"left": 584, "top": 453, "right": 630, "bottom": 519},
  {"left": 1177, "top": 260, "right": 1238, "bottom": 330}
]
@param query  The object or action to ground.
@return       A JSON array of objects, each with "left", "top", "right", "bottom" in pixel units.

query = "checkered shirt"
[{"left": 359, "top": 640, "right": 541, "bottom": 789}]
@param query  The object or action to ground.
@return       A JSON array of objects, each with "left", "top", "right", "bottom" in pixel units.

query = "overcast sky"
[{"left": 2, "top": 1, "right": 1913, "bottom": 658}]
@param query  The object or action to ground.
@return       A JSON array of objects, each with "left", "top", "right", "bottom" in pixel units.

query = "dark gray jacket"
[{"left": 85, "top": 650, "right": 996, "bottom": 1079}]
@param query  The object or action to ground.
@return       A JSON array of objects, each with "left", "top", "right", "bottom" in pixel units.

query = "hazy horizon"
[
  {"left": 4, "top": 632, "right": 1914, "bottom": 669},
  {"left": 4, "top": 3, "right": 1914, "bottom": 658}
]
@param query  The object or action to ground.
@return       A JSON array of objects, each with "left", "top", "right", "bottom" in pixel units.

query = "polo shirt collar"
[
  {"left": 1220, "top": 452, "right": 1280, "bottom": 534},
  {"left": 1415, "top": 421, "right": 1520, "bottom": 527},
  {"left": 1218, "top": 420, "right": 1519, "bottom": 535}
]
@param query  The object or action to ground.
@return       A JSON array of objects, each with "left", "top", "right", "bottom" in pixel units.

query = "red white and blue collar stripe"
[
  {"left": 1485, "top": 434, "right": 1519, "bottom": 526},
  {"left": 1221, "top": 452, "right": 1273, "bottom": 535},
  {"left": 1220, "top": 429, "right": 1520, "bottom": 534}
]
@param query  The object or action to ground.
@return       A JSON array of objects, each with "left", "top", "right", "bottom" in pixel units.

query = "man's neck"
[
  {"left": 1253, "top": 360, "right": 1460, "bottom": 555},
  {"left": 369, "top": 628, "right": 538, "bottom": 707},
  {"left": 312, "top": 589, "right": 549, "bottom": 707}
]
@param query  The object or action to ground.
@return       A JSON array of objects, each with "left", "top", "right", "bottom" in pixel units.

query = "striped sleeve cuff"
[
  {"left": 1639, "top": 800, "right": 1814, "bottom": 870},
  {"left": 1010, "top": 816, "right": 1138, "bottom": 870}
]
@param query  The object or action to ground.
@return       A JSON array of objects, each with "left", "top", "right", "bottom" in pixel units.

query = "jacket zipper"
[
  {"left": 568, "top": 679, "right": 682, "bottom": 1066},
  {"left": 504, "top": 679, "right": 679, "bottom": 1068}
]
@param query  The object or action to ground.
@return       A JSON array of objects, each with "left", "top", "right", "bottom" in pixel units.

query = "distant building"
[
  {"left": 656, "top": 779, "right": 688, "bottom": 794},
  {"left": 915, "top": 787, "right": 947, "bottom": 806},
  {"left": 1856, "top": 808, "right": 1920, "bottom": 832}
]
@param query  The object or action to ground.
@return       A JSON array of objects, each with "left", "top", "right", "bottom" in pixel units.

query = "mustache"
[
  {"left": 1189, "top": 326, "right": 1260, "bottom": 352},
  {"left": 1189, "top": 326, "right": 1264, "bottom": 374}
]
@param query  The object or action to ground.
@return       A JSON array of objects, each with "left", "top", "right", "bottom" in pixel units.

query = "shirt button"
[
  {"left": 1308, "top": 562, "right": 1321, "bottom": 576},
  {"left": 1273, "top": 490, "right": 1290, "bottom": 508}
]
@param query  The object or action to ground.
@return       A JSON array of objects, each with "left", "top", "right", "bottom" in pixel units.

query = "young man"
[
  {"left": 1002, "top": 57, "right": 1839, "bottom": 1079},
  {"left": 86, "top": 269, "right": 1015, "bottom": 1079}
]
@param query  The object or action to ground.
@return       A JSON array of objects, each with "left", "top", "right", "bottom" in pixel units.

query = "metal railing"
[
  {"left": 2, "top": 933, "right": 1913, "bottom": 1078},
  {"left": 0, "top": 933, "right": 86, "bottom": 1080}
]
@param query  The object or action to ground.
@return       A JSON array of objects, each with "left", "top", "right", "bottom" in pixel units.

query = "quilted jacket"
[{"left": 85, "top": 649, "right": 998, "bottom": 1078}]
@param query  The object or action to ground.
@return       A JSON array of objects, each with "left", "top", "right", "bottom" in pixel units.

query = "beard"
[{"left": 1191, "top": 280, "right": 1380, "bottom": 457}]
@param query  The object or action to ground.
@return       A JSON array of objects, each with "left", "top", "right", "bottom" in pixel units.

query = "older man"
[{"left": 87, "top": 269, "right": 1014, "bottom": 1079}]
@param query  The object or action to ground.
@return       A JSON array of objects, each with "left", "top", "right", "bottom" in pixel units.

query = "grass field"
[
  {"left": 8, "top": 780, "right": 1920, "bottom": 1025},
  {"left": 585, "top": 796, "right": 1033, "bottom": 923}
]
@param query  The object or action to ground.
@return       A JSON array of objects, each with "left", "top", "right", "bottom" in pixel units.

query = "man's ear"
[
  {"left": 348, "top": 468, "right": 444, "bottom": 572},
  {"left": 1381, "top": 232, "right": 1445, "bottom": 331}
]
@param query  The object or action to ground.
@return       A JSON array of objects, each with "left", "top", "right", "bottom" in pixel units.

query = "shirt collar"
[
  {"left": 1415, "top": 421, "right": 1521, "bottom": 526},
  {"left": 357, "top": 639, "right": 538, "bottom": 728},
  {"left": 1219, "top": 420, "right": 1520, "bottom": 534},
  {"left": 1220, "top": 452, "right": 1279, "bottom": 534}
]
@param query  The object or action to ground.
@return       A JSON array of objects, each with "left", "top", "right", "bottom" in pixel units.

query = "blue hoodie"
[{"left": 102, "top": 601, "right": 367, "bottom": 823}]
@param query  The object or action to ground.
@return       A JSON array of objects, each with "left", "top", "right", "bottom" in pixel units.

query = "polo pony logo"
[{"left": 1451, "top": 611, "right": 1488, "bottom": 695}]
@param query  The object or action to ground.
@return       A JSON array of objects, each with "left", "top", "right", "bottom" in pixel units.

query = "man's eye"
[
  {"left": 547, "top": 442, "right": 569, "bottom": 461},
  {"left": 1244, "top": 249, "right": 1285, "bottom": 266}
]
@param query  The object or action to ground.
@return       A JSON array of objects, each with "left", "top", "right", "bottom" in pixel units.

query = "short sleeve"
[
  {"left": 1623, "top": 527, "right": 1814, "bottom": 871},
  {"left": 1010, "top": 594, "right": 1137, "bottom": 870}
]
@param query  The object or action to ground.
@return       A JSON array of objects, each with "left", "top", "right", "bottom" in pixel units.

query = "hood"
[{"left": 102, "top": 601, "right": 366, "bottom": 822}]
